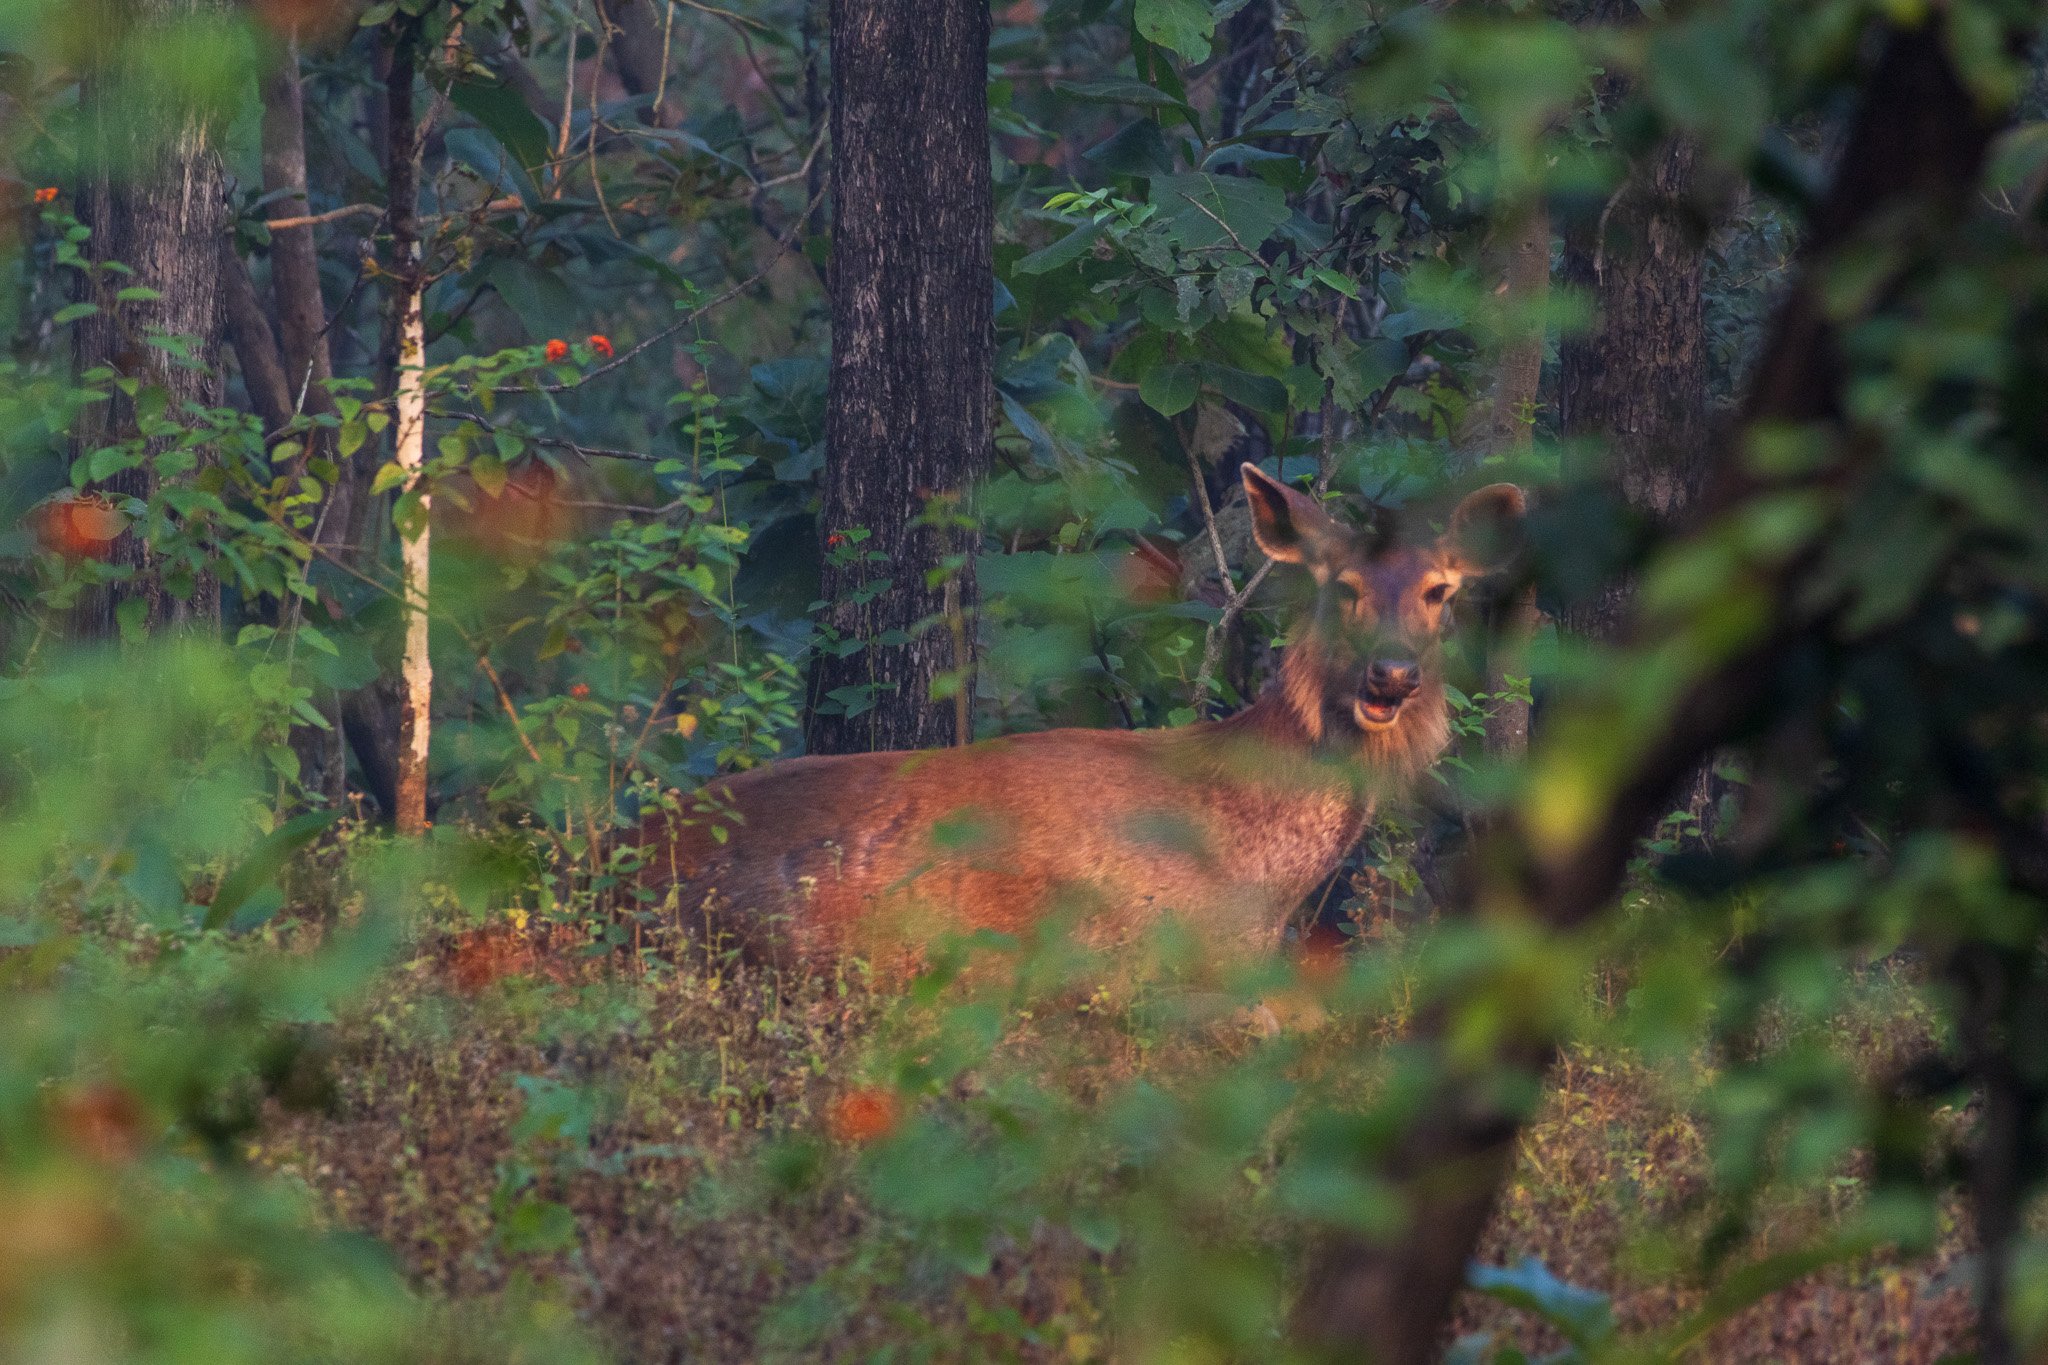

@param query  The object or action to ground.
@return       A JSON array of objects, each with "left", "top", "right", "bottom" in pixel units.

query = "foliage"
[{"left": 0, "top": 0, "right": 2046, "bottom": 1361}]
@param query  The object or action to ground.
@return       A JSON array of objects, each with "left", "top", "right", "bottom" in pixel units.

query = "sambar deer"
[{"left": 644, "top": 465, "right": 1525, "bottom": 973}]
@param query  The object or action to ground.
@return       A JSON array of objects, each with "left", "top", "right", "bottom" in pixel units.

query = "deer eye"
[{"left": 1423, "top": 583, "right": 1453, "bottom": 606}]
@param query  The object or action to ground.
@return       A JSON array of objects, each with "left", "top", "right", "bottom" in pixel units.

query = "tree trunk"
[
  {"left": 806, "top": 0, "right": 991, "bottom": 755},
  {"left": 1558, "top": 135, "right": 1714, "bottom": 824},
  {"left": 596, "top": 0, "right": 677, "bottom": 126},
  {"left": 1558, "top": 140, "right": 1710, "bottom": 641},
  {"left": 387, "top": 26, "right": 431, "bottom": 835},
  {"left": 1475, "top": 199, "right": 1549, "bottom": 760},
  {"left": 74, "top": 0, "right": 228, "bottom": 639},
  {"left": 261, "top": 37, "right": 340, "bottom": 474},
  {"left": 263, "top": 33, "right": 357, "bottom": 809},
  {"left": 1289, "top": 20, "right": 2015, "bottom": 1359},
  {"left": 220, "top": 239, "right": 294, "bottom": 438}
]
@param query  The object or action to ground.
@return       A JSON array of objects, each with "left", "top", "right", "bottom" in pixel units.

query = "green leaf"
[
  {"left": 203, "top": 810, "right": 341, "bottom": 933},
  {"left": 1015, "top": 220, "right": 1106, "bottom": 275},
  {"left": 1313, "top": 266, "right": 1360, "bottom": 299},
  {"left": 115, "top": 597, "right": 148, "bottom": 645},
  {"left": 1152, "top": 172, "right": 1288, "bottom": 255},
  {"left": 53, "top": 302, "right": 99, "bottom": 325},
  {"left": 370, "top": 461, "right": 408, "bottom": 495},
  {"left": 499, "top": 1197, "right": 580, "bottom": 1255},
  {"left": 1139, "top": 363, "right": 1199, "bottom": 417},
  {"left": 1050, "top": 78, "right": 1186, "bottom": 110},
  {"left": 1084, "top": 119, "right": 1176, "bottom": 177},
  {"left": 471, "top": 452, "right": 508, "bottom": 498},
  {"left": 447, "top": 75, "right": 551, "bottom": 174},
  {"left": 1134, "top": 0, "right": 1216, "bottom": 63}
]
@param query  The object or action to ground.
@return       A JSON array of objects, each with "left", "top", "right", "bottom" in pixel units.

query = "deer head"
[{"left": 1241, "top": 463, "right": 1527, "bottom": 780}]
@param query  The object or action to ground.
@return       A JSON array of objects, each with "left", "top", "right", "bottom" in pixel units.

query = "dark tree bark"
[
  {"left": 1290, "top": 19, "right": 2017, "bottom": 1360},
  {"left": 1215, "top": 0, "right": 1273, "bottom": 144},
  {"left": 806, "top": 0, "right": 992, "bottom": 755},
  {"left": 1558, "top": 144, "right": 1710, "bottom": 641},
  {"left": 1473, "top": 198, "right": 1549, "bottom": 760},
  {"left": 261, "top": 39, "right": 340, "bottom": 475},
  {"left": 74, "top": 0, "right": 229, "bottom": 639},
  {"left": 221, "top": 239, "right": 294, "bottom": 439},
  {"left": 263, "top": 34, "right": 359, "bottom": 808},
  {"left": 596, "top": 0, "right": 677, "bottom": 126},
  {"left": 1557, "top": 136, "right": 1714, "bottom": 822}
]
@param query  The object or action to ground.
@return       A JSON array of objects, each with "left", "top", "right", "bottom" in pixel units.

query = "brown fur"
[{"left": 642, "top": 467, "right": 1524, "bottom": 973}]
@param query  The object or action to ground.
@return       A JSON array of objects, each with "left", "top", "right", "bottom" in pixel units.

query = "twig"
[
  {"left": 588, "top": 9, "right": 623, "bottom": 236},
  {"left": 1313, "top": 384, "right": 1339, "bottom": 494},
  {"left": 555, "top": 0, "right": 579, "bottom": 194},
  {"left": 673, "top": 0, "right": 766, "bottom": 28},
  {"left": 497, "top": 183, "right": 823, "bottom": 395},
  {"left": 430, "top": 406, "right": 667, "bottom": 464},
  {"left": 264, "top": 203, "right": 382, "bottom": 231},
  {"left": 754, "top": 126, "right": 826, "bottom": 193},
  {"left": 477, "top": 653, "right": 545, "bottom": 763},
  {"left": 653, "top": 0, "right": 676, "bottom": 118},
  {"left": 1177, "top": 189, "right": 1265, "bottom": 262},
  {"left": 1182, "top": 431, "right": 1272, "bottom": 708}
]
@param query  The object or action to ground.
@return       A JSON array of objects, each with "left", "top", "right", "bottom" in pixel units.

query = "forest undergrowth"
[{"left": 194, "top": 887, "right": 1969, "bottom": 1364}]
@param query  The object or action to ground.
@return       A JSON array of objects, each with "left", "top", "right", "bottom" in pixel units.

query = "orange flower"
[
  {"left": 32, "top": 186, "right": 58, "bottom": 205},
  {"left": 568, "top": 682, "right": 590, "bottom": 699},
  {"left": 30, "top": 491, "right": 127, "bottom": 560},
  {"left": 587, "top": 333, "right": 614, "bottom": 359},
  {"left": 826, "top": 1087, "right": 899, "bottom": 1144},
  {"left": 544, "top": 338, "right": 569, "bottom": 363}
]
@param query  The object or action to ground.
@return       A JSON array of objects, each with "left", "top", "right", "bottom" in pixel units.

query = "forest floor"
[{"left": 252, "top": 917, "right": 1976, "bottom": 1364}]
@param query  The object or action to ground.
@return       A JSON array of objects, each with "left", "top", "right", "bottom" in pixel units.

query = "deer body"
[{"left": 647, "top": 468, "right": 1523, "bottom": 972}]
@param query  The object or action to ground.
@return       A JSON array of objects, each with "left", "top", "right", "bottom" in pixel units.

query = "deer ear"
[
  {"left": 1444, "top": 483, "right": 1527, "bottom": 573},
  {"left": 1242, "top": 463, "right": 1340, "bottom": 566}
]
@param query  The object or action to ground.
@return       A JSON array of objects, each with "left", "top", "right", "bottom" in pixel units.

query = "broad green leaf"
[
  {"left": 203, "top": 810, "right": 341, "bottom": 932},
  {"left": 1050, "top": 78, "right": 1186, "bottom": 110},
  {"left": 447, "top": 74, "right": 551, "bottom": 174},
  {"left": 1015, "top": 220, "right": 1106, "bottom": 275},
  {"left": 471, "top": 452, "right": 509, "bottom": 498},
  {"left": 1139, "top": 362, "right": 1199, "bottom": 417},
  {"left": 1152, "top": 172, "right": 1288, "bottom": 255},
  {"left": 1135, "top": 0, "right": 1216, "bottom": 63}
]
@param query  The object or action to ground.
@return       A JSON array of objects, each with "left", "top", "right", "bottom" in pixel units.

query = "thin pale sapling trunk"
[{"left": 387, "top": 25, "right": 430, "bottom": 835}]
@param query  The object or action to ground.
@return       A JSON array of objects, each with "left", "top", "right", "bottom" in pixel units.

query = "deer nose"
[{"left": 1366, "top": 660, "right": 1420, "bottom": 701}]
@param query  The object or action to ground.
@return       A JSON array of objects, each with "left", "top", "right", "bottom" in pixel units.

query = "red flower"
[
  {"left": 827, "top": 1087, "right": 900, "bottom": 1144},
  {"left": 825, "top": 532, "right": 846, "bottom": 549},
  {"left": 568, "top": 682, "right": 591, "bottom": 699},
  {"left": 33, "top": 186, "right": 58, "bottom": 205},
  {"left": 587, "top": 333, "right": 614, "bottom": 359},
  {"left": 544, "top": 338, "right": 569, "bottom": 363}
]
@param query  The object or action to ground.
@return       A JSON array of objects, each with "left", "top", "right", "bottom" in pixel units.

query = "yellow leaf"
[{"left": 674, "top": 712, "right": 699, "bottom": 739}]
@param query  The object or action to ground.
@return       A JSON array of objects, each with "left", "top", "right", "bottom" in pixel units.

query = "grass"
[{"left": 228, "top": 906, "right": 1981, "bottom": 1364}]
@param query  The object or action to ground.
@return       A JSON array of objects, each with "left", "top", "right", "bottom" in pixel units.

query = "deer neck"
[
  {"left": 1163, "top": 644, "right": 1447, "bottom": 902},
  {"left": 1165, "top": 672, "right": 1372, "bottom": 906}
]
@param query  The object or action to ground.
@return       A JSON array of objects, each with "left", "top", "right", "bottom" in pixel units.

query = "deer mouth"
[{"left": 1351, "top": 696, "right": 1406, "bottom": 730}]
